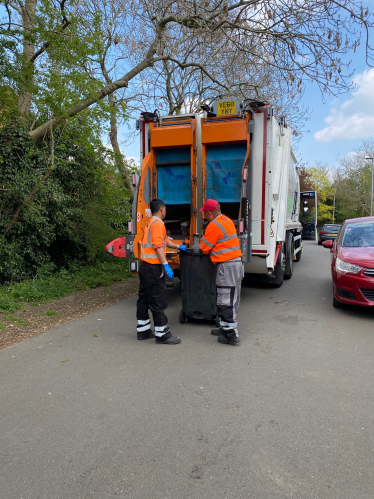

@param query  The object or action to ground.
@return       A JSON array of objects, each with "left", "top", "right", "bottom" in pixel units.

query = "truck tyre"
[
  {"left": 273, "top": 245, "right": 286, "bottom": 288},
  {"left": 295, "top": 241, "right": 302, "bottom": 262},
  {"left": 284, "top": 233, "right": 294, "bottom": 280}
]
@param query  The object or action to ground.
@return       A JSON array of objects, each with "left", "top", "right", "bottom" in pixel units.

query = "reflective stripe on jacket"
[
  {"left": 140, "top": 216, "right": 168, "bottom": 264},
  {"left": 200, "top": 214, "right": 242, "bottom": 264}
]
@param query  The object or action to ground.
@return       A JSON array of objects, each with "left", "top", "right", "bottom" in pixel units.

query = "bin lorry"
[{"left": 106, "top": 98, "right": 302, "bottom": 287}]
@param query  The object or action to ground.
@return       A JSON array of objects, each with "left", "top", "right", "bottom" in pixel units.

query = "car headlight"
[{"left": 336, "top": 257, "right": 363, "bottom": 274}]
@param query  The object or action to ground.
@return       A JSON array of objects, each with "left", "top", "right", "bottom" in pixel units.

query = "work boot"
[
  {"left": 211, "top": 328, "right": 221, "bottom": 336},
  {"left": 217, "top": 334, "right": 229, "bottom": 344},
  {"left": 137, "top": 329, "right": 156, "bottom": 341},
  {"left": 218, "top": 333, "right": 240, "bottom": 346},
  {"left": 155, "top": 331, "right": 181, "bottom": 345}
]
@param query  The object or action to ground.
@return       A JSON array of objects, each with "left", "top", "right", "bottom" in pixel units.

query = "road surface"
[{"left": 1, "top": 241, "right": 374, "bottom": 498}]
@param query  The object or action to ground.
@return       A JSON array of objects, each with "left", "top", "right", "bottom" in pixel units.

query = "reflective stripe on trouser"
[
  {"left": 137, "top": 318, "right": 151, "bottom": 332},
  {"left": 216, "top": 260, "right": 242, "bottom": 338},
  {"left": 136, "top": 261, "right": 169, "bottom": 337}
]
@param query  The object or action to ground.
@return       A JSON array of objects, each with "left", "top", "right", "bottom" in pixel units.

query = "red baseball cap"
[{"left": 200, "top": 199, "right": 220, "bottom": 212}]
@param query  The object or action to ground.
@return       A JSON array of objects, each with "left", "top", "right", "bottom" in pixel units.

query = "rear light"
[
  {"left": 129, "top": 260, "right": 139, "bottom": 274},
  {"left": 239, "top": 219, "right": 244, "bottom": 235},
  {"left": 132, "top": 172, "right": 136, "bottom": 187},
  {"left": 320, "top": 231, "right": 326, "bottom": 235},
  {"left": 243, "top": 167, "right": 248, "bottom": 182},
  {"left": 128, "top": 220, "right": 132, "bottom": 233}
]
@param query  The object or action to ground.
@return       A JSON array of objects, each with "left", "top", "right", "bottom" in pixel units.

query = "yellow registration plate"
[
  {"left": 217, "top": 100, "right": 237, "bottom": 116},
  {"left": 328, "top": 234, "right": 336, "bottom": 236}
]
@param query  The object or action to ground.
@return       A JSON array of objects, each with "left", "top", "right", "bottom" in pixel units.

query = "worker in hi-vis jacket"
[
  {"left": 200, "top": 199, "right": 243, "bottom": 346},
  {"left": 136, "top": 198, "right": 186, "bottom": 344}
]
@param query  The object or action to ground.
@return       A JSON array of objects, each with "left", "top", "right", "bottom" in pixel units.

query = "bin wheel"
[{"left": 179, "top": 310, "right": 186, "bottom": 324}]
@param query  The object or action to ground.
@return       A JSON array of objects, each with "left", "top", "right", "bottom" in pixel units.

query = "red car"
[{"left": 322, "top": 217, "right": 374, "bottom": 308}]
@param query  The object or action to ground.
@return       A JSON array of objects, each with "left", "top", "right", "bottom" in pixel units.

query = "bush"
[
  {"left": 0, "top": 256, "right": 134, "bottom": 313},
  {"left": 0, "top": 120, "right": 132, "bottom": 281}
]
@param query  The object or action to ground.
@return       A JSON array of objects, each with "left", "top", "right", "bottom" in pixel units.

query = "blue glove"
[
  {"left": 162, "top": 262, "right": 174, "bottom": 280},
  {"left": 178, "top": 245, "right": 187, "bottom": 251}
]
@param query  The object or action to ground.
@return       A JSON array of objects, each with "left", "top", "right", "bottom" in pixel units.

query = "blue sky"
[
  {"left": 122, "top": 43, "right": 374, "bottom": 172},
  {"left": 1, "top": 2, "right": 372, "bottom": 170},
  {"left": 300, "top": 51, "right": 374, "bottom": 169}
]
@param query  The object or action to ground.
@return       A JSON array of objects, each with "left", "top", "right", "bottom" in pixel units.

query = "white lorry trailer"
[{"left": 107, "top": 99, "right": 302, "bottom": 287}]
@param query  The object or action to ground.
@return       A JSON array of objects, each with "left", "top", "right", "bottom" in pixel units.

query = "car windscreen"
[
  {"left": 323, "top": 225, "right": 340, "bottom": 231},
  {"left": 340, "top": 222, "right": 374, "bottom": 247}
]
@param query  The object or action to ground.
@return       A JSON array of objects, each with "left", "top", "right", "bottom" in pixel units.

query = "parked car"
[
  {"left": 318, "top": 224, "right": 341, "bottom": 245},
  {"left": 322, "top": 217, "right": 374, "bottom": 308},
  {"left": 301, "top": 222, "right": 316, "bottom": 240}
]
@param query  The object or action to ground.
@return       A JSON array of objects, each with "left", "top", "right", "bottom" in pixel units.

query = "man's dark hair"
[{"left": 150, "top": 198, "right": 165, "bottom": 214}]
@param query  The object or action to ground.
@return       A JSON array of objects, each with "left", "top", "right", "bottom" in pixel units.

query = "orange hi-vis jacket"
[
  {"left": 140, "top": 216, "right": 170, "bottom": 264},
  {"left": 200, "top": 214, "right": 242, "bottom": 264}
]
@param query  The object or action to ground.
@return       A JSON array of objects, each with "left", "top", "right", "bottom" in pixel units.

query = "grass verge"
[{"left": 0, "top": 257, "right": 134, "bottom": 314}]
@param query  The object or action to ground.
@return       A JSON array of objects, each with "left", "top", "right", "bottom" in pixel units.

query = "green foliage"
[
  {"left": 0, "top": 120, "right": 131, "bottom": 282},
  {"left": 0, "top": 256, "right": 134, "bottom": 313},
  {"left": 335, "top": 163, "right": 373, "bottom": 221},
  {"left": 301, "top": 165, "right": 335, "bottom": 225}
]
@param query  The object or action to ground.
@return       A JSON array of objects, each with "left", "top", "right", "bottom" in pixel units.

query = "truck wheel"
[
  {"left": 273, "top": 245, "right": 285, "bottom": 288},
  {"left": 284, "top": 233, "right": 294, "bottom": 280},
  {"left": 179, "top": 310, "right": 186, "bottom": 323},
  {"left": 295, "top": 242, "right": 302, "bottom": 262}
]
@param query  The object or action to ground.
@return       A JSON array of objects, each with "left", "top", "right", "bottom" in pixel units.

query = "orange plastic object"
[
  {"left": 201, "top": 118, "right": 247, "bottom": 144},
  {"left": 106, "top": 237, "right": 127, "bottom": 258},
  {"left": 151, "top": 122, "right": 196, "bottom": 148}
]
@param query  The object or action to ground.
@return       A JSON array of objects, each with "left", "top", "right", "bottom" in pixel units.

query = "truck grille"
[
  {"left": 360, "top": 289, "right": 374, "bottom": 302},
  {"left": 363, "top": 268, "right": 374, "bottom": 277}
]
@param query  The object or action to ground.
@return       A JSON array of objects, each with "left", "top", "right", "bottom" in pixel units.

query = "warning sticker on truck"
[{"left": 217, "top": 100, "right": 236, "bottom": 116}]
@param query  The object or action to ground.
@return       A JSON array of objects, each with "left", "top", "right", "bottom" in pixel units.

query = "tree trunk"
[
  {"left": 18, "top": 0, "right": 37, "bottom": 116},
  {"left": 29, "top": 38, "right": 159, "bottom": 141},
  {"left": 108, "top": 93, "right": 134, "bottom": 194}
]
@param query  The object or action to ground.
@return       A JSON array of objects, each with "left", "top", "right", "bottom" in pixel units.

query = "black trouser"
[{"left": 136, "top": 261, "right": 170, "bottom": 338}]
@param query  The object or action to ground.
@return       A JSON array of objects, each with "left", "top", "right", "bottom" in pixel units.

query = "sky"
[
  {"left": 121, "top": 42, "right": 374, "bottom": 172},
  {"left": 299, "top": 51, "right": 374, "bottom": 169},
  {"left": 1, "top": 2, "right": 372, "bottom": 170}
]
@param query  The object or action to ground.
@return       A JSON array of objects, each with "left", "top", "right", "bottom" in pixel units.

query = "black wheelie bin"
[{"left": 179, "top": 247, "right": 217, "bottom": 323}]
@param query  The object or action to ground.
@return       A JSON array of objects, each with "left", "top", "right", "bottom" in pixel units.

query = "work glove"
[
  {"left": 178, "top": 245, "right": 187, "bottom": 251},
  {"left": 162, "top": 262, "right": 174, "bottom": 280}
]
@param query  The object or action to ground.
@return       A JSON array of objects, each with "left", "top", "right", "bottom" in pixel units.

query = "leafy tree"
[
  {"left": 0, "top": 117, "right": 130, "bottom": 281},
  {"left": 301, "top": 164, "right": 335, "bottom": 225},
  {"left": 299, "top": 166, "right": 315, "bottom": 192},
  {"left": 334, "top": 138, "right": 374, "bottom": 220},
  {"left": 1, "top": 0, "right": 372, "bottom": 140}
]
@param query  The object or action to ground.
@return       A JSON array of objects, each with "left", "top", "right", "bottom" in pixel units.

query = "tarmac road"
[{"left": 1, "top": 241, "right": 374, "bottom": 499}]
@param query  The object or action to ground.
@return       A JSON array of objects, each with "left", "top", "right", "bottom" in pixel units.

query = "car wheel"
[
  {"left": 333, "top": 296, "right": 343, "bottom": 309},
  {"left": 318, "top": 240, "right": 322, "bottom": 245}
]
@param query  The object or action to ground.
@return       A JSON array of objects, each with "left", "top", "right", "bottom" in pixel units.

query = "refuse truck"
[{"left": 106, "top": 98, "right": 302, "bottom": 288}]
